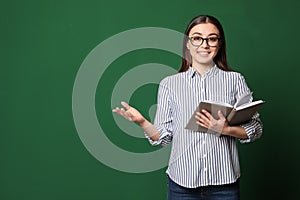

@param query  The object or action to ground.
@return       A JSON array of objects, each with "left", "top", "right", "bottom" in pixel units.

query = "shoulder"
[
  {"left": 159, "top": 72, "right": 185, "bottom": 85},
  {"left": 218, "top": 69, "right": 251, "bottom": 92}
]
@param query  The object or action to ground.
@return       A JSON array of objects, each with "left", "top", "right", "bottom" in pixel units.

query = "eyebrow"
[{"left": 191, "top": 32, "right": 219, "bottom": 37}]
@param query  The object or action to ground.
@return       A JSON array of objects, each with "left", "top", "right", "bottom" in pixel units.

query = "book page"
[
  {"left": 235, "top": 100, "right": 264, "bottom": 111},
  {"left": 234, "top": 92, "right": 252, "bottom": 108},
  {"left": 202, "top": 100, "right": 233, "bottom": 108}
]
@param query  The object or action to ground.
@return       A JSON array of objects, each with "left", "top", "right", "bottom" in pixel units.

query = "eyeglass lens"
[{"left": 190, "top": 36, "right": 219, "bottom": 47}]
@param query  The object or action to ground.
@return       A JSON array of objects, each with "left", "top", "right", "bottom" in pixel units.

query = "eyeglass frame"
[{"left": 188, "top": 36, "right": 221, "bottom": 47}]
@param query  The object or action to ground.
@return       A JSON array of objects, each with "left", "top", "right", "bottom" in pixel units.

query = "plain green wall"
[{"left": 1, "top": 0, "right": 300, "bottom": 199}]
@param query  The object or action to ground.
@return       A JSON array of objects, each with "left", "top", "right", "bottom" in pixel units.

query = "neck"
[{"left": 192, "top": 62, "right": 214, "bottom": 75}]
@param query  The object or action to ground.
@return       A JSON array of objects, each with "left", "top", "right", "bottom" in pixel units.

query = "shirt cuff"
[
  {"left": 239, "top": 123, "right": 256, "bottom": 143},
  {"left": 145, "top": 131, "right": 170, "bottom": 146}
]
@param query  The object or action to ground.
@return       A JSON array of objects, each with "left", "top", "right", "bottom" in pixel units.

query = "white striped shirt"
[{"left": 147, "top": 65, "right": 263, "bottom": 188}]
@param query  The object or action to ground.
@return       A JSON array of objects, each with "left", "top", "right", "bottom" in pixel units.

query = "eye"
[
  {"left": 192, "top": 36, "right": 202, "bottom": 41},
  {"left": 208, "top": 37, "right": 219, "bottom": 42}
]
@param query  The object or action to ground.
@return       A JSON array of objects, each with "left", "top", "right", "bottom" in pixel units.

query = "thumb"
[
  {"left": 121, "top": 101, "right": 130, "bottom": 110},
  {"left": 217, "top": 110, "right": 225, "bottom": 119}
]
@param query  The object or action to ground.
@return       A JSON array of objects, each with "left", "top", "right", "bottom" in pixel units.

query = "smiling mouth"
[{"left": 198, "top": 51, "right": 210, "bottom": 55}]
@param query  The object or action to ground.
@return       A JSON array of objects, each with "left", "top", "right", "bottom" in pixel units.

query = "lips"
[{"left": 198, "top": 51, "right": 210, "bottom": 55}]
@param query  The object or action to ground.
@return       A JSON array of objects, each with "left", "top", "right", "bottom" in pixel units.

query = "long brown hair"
[{"left": 179, "top": 15, "right": 230, "bottom": 72}]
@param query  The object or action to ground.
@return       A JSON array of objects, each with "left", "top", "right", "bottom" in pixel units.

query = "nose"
[{"left": 200, "top": 39, "right": 209, "bottom": 48}]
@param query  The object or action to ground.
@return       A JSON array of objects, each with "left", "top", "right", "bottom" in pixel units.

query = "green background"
[{"left": 2, "top": 0, "right": 300, "bottom": 199}]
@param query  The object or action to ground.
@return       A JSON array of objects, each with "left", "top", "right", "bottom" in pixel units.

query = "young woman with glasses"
[{"left": 113, "top": 15, "right": 263, "bottom": 200}]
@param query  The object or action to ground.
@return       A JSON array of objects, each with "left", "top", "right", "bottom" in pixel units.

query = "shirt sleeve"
[
  {"left": 145, "top": 78, "right": 174, "bottom": 146},
  {"left": 239, "top": 112, "right": 263, "bottom": 143},
  {"left": 235, "top": 73, "right": 263, "bottom": 143}
]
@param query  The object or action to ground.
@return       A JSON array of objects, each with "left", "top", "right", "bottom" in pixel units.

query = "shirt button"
[
  {"left": 204, "top": 168, "right": 207, "bottom": 171},
  {"left": 203, "top": 154, "right": 207, "bottom": 158}
]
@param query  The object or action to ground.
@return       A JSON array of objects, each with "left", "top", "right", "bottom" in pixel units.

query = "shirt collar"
[{"left": 187, "top": 64, "right": 219, "bottom": 79}]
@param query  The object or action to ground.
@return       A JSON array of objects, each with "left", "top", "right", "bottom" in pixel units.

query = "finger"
[
  {"left": 197, "top": 112, "right": 209, "bottom": 123},
  {"left": 112, "top": 107, "right": 121, "bottom": 113},
  {"left": 119, "top": 110, "right": 130, "bottom": 119},
  {"left": 195, "top": 111, "right": 203, "bottom": 118},
  {"left": 199, "top": 115, "right": 210, "bottom": 126},
  {"left": 112, "top": 106, "right": 133, "bottom": 121},
  {"left": 116, "top": 108, "right": 124, "bottom": 115},
  {"left": 195, "top": 112, "right": 201, "bottom": 120},
  {"left": 195, "top": 113, "right": 209, "bottom": 126},
  {"left": 114, "top": 107, "right": 127, "bottom": 116},
  {"left": 197, "top": 120, "right": 207, "bottom": 128},
  {"left": 217, "top": 110, "right": 225, "bottom": 119},
  {"left": 123, "top": 110, "right": 133, "bottom": 118},
  {"left": 201, "top": 109, "right": 214, "bottom": 120},
  {"left": 121, "top": 101, "right": 130, "bottom": 110}
]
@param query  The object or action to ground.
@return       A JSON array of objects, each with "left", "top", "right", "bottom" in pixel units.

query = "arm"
[
  {"left": 196, "top": 109, "right": 248, "bottom": 139},
  {"left": 196, "top": 109, "right": 263, "bottom": 141},
  {"left": 222, "top": 125, "right": 248, "bottom": 139},
  {"left": 112, "top": 101, "right": 160, "bottom": 141},
  {"left": 112, "top": 78, "right": 174, "bottom": 146}
]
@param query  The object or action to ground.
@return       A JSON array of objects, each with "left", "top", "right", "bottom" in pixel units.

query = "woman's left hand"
[{"left": 195, "top": 109, "right": 228, "bottom": 134}]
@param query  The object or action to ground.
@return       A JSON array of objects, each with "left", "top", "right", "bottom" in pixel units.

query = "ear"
[{"left": 186, "top": 42, "right": 190, "bottom": 50}]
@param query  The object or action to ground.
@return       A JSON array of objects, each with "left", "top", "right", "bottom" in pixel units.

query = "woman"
[{"left": 113, "top": 15, "right": 263, "bottom": 200}]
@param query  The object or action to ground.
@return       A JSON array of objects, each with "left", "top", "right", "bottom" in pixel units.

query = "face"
[{"left": 186, "top": 23, "right": 220, "bottom": 67}]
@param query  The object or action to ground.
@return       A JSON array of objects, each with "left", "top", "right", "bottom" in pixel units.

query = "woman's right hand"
[{"left": 112, "top": 101, "right": 146, "bottom": 125}]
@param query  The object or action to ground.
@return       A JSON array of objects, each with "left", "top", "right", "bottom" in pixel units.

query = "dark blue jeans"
[{"left": 167, "top": 176, "right": 240, "bottom": 200}]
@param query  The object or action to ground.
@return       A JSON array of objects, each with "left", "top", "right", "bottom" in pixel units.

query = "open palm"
[{"left": 112, "top": 101, "right": 145, "bottom": 124}]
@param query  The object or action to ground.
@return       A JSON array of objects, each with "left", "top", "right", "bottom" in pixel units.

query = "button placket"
[{"left": 200, "top": 78, "right": 206, "bottom": 100}]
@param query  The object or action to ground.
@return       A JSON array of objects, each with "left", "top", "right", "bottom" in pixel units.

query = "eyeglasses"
[{"left": 188, "top": 36, "right": 220, "bottom": 47}]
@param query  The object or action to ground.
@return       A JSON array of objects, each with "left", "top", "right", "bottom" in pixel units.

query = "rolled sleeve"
[
  {"left": 145, "top": 131, "right": 172, "bottom": 146},
  {"left": 146, "top": 78, "right": 174, "bottom": 146},
  {"left": 239, "top": 112, "right": 263, "bottom": 143},
  {"left": 235, "top": 74, "right": 263, "bottom": 143}
]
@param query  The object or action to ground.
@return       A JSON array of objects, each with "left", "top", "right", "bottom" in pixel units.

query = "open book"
[{"left": 185, "top": 92, "right": 264, "bottom": 133}]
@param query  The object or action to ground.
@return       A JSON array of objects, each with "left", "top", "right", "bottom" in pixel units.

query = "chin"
[{"left": 196, "top": 59, "right": 214, "bottom": 65}]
